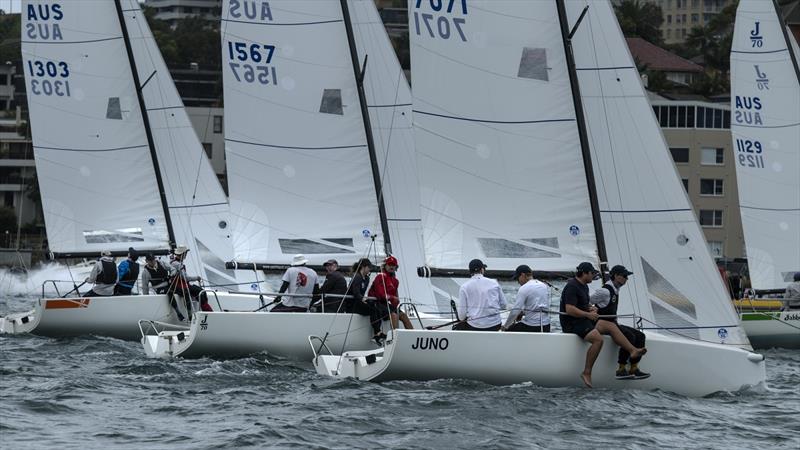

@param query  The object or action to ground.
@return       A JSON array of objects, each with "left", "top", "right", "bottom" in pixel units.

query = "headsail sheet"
[
  {"left": 221, "top": 0, "right": 383, "bottom": 266},
  {"left": 566, "top": 0, "right": 748, "bottom": 347},
  {"left": 731, "top": 0, "right": 800, "bottom": 290},
  {"left": 348, "top": 0, "right": 436, "bottom": 307},
  {"left": 22, "top": 0, "right": 170, "bottom": 254},
  {"left": 120, "top": 0, "right": 237, "bottom": 284},
  {"left": 409, "top": 0, "right": 597, "bottom": 272}
]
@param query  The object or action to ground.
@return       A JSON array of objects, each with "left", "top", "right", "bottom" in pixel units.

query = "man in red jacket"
[{"left": 368, "top": 255, "right": 414, "bottom": 330}]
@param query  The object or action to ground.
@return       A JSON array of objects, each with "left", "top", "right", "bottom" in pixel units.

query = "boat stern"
[{"left": 0, "top": 309, "right": 39, "bottom": 334}]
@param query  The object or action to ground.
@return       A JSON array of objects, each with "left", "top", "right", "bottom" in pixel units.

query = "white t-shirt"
[
  {"left": 281, "top": 266, "right": 318, "bottom": 308},
  {"left": 457, "top": 274, "right": 507, "bottom": 328},
  {"left": 503, "top": 279, "right": 550, "bottom": 329}
]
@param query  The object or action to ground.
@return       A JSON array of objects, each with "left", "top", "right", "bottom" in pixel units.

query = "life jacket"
[
  {"left": 96, "top": 260, "right": 117, "bottom": 285},
  {"left": 597, "top": 284, "right": 618, "bottom": 322},
  {"left": 144, "top": 262, "right": 168, "bottom": 286},
  {"left": 119, "top": 260, "right": 140, "bottom": 286}
]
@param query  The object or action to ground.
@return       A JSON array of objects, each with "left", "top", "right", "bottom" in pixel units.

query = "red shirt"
[{"left": 369, "top": 272, "right": 400, "bottom": 307}]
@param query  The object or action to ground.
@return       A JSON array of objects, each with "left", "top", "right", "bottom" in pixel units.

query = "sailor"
[
  {"left": 346, "top": 258, "right": 385, "bottom": 344},
  {"left": 590, "top": 265, "right": 649, "bottom": 380},
  {"left": 315, "top": 259, "right": 348, "bottom": 313},
  {"left": 369, "top": 255, "right": 414, "bottom": 330},
  {"left": 84, "top": 250, "right": 117, "bottom": 297},
  {"left": 560, "top": 262, "right": 645, "bottom": 388},
  {"left": 783, "top": 272, "right": 800, "bottom": 311},
  {"left": 454, "top": 259, "right": 507, "bottom": 331},
  {"left": 114, "top": 247, "right": 140, "bottom": 296},
  {"left": 168, "top": 246, "right": 207, "bottom": 321},
  {"left": 272, "top": 254, "right": 320, "bottom": 312},
  {"left": 501, "top": 265, "right": 550, "bottom": 332},
  {"left": 141, "top": 253, "right": 170, "bottom": 295}
]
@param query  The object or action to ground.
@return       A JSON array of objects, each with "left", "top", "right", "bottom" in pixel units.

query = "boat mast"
[
  {"left": 113, "top": 0, "right": 177, "bottom": 249},
  {"left": 555, "top": 0, "right": 610, "bottom": 277},
  {"left": 339, "top": 0, "right": 392, "bottom": 256},
  {"left": 772, "top": 0, "right": 800, "bottom": 84}
]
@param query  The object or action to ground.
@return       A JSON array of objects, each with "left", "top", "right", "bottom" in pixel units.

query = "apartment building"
[
  {"left": 651, "top": 97, "right": 744, "bottom": 259},
  {"left": 143, "top": 0, "right": 221, "bottom": 26},
  {"left": 645, "top": 0, "right": 733, "bottom": 44}
]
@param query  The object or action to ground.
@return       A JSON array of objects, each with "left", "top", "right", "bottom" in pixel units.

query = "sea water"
[{"left": 1, "top": 265, "right": 798, "bottom": 449}]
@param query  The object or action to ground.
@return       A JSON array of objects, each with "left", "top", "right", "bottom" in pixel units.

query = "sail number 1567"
[{"left": 227, "top": 41, "right": 277, "bottom": 86}]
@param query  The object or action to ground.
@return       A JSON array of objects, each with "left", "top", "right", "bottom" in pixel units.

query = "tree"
[{"left": 614, "top": 0, "right": 665, "bottom": 45}]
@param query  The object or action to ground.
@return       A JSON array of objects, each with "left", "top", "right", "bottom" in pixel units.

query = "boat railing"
[
  {"left": 199, "top": 289, "right": 374, "bottom": 313},
  {"left": 308, "top": 334, "right": 335, "bottom": 365},
  {"left": 138, "top": 319, "right": 187, "bottom": 340},
  {"left": 398, "top": 302, "right": 426, "bottom": 329},
  {"left": 41, "top": 280, "right": 64, "bottom": 298}
]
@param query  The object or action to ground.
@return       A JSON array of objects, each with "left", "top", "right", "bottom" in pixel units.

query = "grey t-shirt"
[{"left": 281, "top": 266, "right": 319, "bottom": 308}]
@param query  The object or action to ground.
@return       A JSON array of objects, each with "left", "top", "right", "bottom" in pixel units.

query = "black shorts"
[
  {"left": 562, "top": 318, "right": 595, "bottom": 339},
  {"left": 507, "top": 322, "right": 550, "bottom": 333},
  {"left": 453, "top": 321, "right": 501, "bottom": 331}
]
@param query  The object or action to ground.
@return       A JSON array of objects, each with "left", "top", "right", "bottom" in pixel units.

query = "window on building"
[
  {"left": 667, "top": 29, "right": 673, "bottom": 38},
  {"left": 692, "top": 13, "right": 699, "bottom": 23},
  {"left": 213, "top": 115, "right": 223, "bottom": 133},
  {"left": 699, "top": 210, "right": 724, "bottom": 227},
  {"left": 701, "top": 147, "right": 724, "bottom": 165},
  {"left": 667, "top": 14, "right": 672, "bottom": 24},
  {"left": 707, "top": 241, "right": 724, "bottom": 258},
  {"left": 659, "top": 106, "right": 669, "bottom": 127},
  {"left": 203, "top": 143, "right": 213, "bottom": 159},
  {"left": 682, "top": 178, "right": 689, "bottom": 192},
  {"left": 696, "top": 107, "right": 705, "bottom": 128},
  {"left": 668, "top": 105, "right": 678, "bottom": 127},
  {"left": 692, "top": 0, "right": 699, "bottom": 7},
  {"left": 677, "top": 106, "right": 687, "bottom": 127},
  {"left": 670, "top": 147, "right": 690, "bottom": 163},
  {"left": 700, "top": 178, "right": 724, "bottom": 196},
  {"left": 723, "top": 110, "right": 731, "bottom": 129},
  {"left": 682, "top": 27, "right": 687, "bottom": 37},
  {"left": 4, "top": 192, "right": 13, "bottom": 207},
  {"left": 0, "top": 74, "right": 7, "bottom": 85}
]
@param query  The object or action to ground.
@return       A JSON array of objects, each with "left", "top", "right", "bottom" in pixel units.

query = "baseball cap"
[
  {"left": 145, "top": 253, "right": 156, "bottom": 262},
  {"left": 100, "top": 250, "right": 112, "bottom": 257},
  {"left": 610, "top": 265, "right": 633, "bottom": 277},
  {"left": 576, "top": 262, "right": 599, "bottom": 274},
  {"left": 128, "top": 247, "right": 138, "bottom": 259},
  {"left": 512, "top": 264, "right": 533, "bottom": 279},
  {"left": 468, "top": 259, "right": 487, "bottom": 272},
  {"left": 323, "top": 259, "right": 338, "bottom": 267}
]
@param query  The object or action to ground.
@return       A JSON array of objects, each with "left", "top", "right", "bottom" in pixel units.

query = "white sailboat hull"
[
  {"left": 740, "top": 311, "right": 800, "bottom": 349},
  {"left": 0, "top": 292, "right": 263, "bottom": 341},
  {"left": 313, "top": 329, "right": 766, "bottom": 397},
  {"left": 140, "top": 310, "right": 452, "bottom": 360}
]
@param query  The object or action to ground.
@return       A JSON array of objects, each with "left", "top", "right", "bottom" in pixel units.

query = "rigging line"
[
  {"left": 413, "top": 110, "right": 575, "bottom": 125},
  {"left": 20, "top": 36, "right": 123, "bottom": 45},
  {"left": 740, "top": 205, "right": 800, "bottom": 212},
  {"left": 220, "top": 18, "right": 343, "bottom": 26}
]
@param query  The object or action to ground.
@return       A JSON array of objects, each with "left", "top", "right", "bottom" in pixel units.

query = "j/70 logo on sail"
[
  {"left": 750, "top": 22, "right": 763, "bottom": 48},
  {"left": 411, "top": 337, "right": 449, "bottom": 350}
]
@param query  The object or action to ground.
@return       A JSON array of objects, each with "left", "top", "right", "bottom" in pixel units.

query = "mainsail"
[
  {"left": 566, "top": 0, "right": 748, "bottom": 346},
  {"left": 22, "top": 0, "right": 170, "bottom": 254},
  {"left": 731, "top": 0, "right": 800, "bottom": 291},
  {"left": 409, "top": 0, "right": 598, "bottom": 273},
  {"left": 118, "top": 0, "right": 237, "bottom": 286},
  {"left": 221, "top": 0, "right": 385, "bottom": 267}
]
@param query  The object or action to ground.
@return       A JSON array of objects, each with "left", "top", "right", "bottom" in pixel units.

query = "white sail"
[
  {"left": 22, "top": 0, "right": 170, "bottom": 254},
  {"left": 221, "top": 0, "right": 383, "bottom": 266},
  {"left": 731, "top": 0, "right": 800, "bottom": 290},
  {"left": 566, "top": 0, "right": 748, "bottom": 346},
  {"left": 119, "top": 0, "right": 238, "bottom": 286},
  {"left": 409, "top": 0, "right": 598, "bottom": 272},
  {"left": 347, "top": 0, "right": 436, "bottom": 307}
]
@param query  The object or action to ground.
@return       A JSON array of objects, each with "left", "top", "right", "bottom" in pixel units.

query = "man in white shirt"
[
  {"left": 783, "top": 272, "right": 800, "bottom": 311},
  {"left": 454, "top": 259, "right": 507, "bottom": 331},
  {"left": 273, "top": 254, "right": 320, "bottom": 312},
  {"left": 501, "top": 265, "right": 550, "bottom": 332}
]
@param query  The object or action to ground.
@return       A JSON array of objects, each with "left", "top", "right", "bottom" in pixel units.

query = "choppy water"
[{"left": 1, "top": 266, "right": 799, "bottom": 449}]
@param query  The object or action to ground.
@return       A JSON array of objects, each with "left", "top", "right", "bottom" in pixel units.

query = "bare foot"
[
  {"left": 581, "top": 372, "right": 593, "bottom": 388},
  {"left": 631, "top": 347, "right": 647, "bottom": 359}
]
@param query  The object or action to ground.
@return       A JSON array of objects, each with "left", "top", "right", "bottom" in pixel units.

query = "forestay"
[
  {"left": 22, "top": 1, "right": 170, "bottom": 254},
  {"left": 119, "top": 0, "right": 238, "bottom": 286},
  {"left": 347, "top": 0, "right": 436, "bottom": 307},
  {"left": 409, "top": 0, "right": 598, "bottom": 272},
  {"left": 565, "top": 0, "right": 749, "bottom": 347},
  {"left": 730, "top": 0, "right": 800, "bottom": 291},
  {"left": 221, "top": 0, "right": 383, "bottom": 266}
]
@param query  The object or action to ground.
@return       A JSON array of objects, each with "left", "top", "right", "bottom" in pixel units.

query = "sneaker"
[
  {"left": 176, "top": 312, "right": 185, "bottom": 322},
  {"left": 631, "top": 369, "right": 651, "bottom": 380},
  {"left": 615, "top": 368, "right": 635, "bottom": 380},
  {"left": 373, "top": 332, "right": 387, "bottom": 346}
]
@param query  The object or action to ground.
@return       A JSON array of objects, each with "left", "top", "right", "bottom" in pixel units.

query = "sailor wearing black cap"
[
  {"left": 590, "top": 265, "right": 649, "bottom": 380},
  {"left": 454, "top": 259, "right": 507, "bottom": 331},
  {"left": 502, "top": 265, "right": 550, "bottom": 332}
]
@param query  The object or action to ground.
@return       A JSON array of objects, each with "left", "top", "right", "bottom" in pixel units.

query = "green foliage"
[
  {"left": 143, "top": 8, "right": 220, "bottom": 71},
  {"left": 614, "top": 0, "right": 665, "bottom": 45},
  {"left": 689, "top": 69, "right": 729, "bottom": 97},
  {"left": 0, "top": 14, "right": 21, "bottom": 64}
]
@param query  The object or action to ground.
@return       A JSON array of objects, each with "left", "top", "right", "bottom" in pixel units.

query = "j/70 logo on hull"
[{"left": 411, "top": 337, "right": 449, "bottom": 350}]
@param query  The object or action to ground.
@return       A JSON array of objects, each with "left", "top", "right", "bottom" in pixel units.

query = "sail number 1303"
[
  {"left": 27, "top": 59, "right": 71, "bottom": 97},
  {"left": 735, "top": 139, "right": 765, "bottom": 169},
  {"left": 227, "top": 41, "right": 277, "bottom": 86}
]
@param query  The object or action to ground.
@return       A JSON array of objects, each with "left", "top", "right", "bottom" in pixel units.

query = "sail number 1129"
[{"left": 735, "top": 138, "right": 765, "bottom": 169}]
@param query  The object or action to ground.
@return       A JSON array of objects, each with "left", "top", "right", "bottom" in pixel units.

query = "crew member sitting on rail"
[
  {"left": 369, "top": 255, "right": 414, "bottom": 330},
  {"left": 272, "top": 254, "right": 320, "bottom": 312},
  {"left": 454, "top": 259, "right": 507, "bottom": 331},
  {"left": 168, "top": 246, "right": 208, "bottom": 321},
  {"left": 84, "top": 250, "right": 117, "bottom": 297},
  {"left": 501, "top": 264, "right": 550, "bottom": 332},
  {"left": 590, "top": 265, "right": 649, "bottom": 380},
  {"left": 141, "top": 253, "right": 170, "bottom": 295},
  {"left": 783, "top": 272, "right": 800, "bottom": 311},
  {"left": 346, "top": 258, "right": 386, "bottom": 344},
  {"left": 316, "top": 259, "right": 348, "bottom": 313},
  {"left": 114, "top": 247, "right": 140, "bottom": 296}
]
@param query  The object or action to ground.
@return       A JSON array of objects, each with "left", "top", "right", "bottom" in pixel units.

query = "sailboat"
[
  {"left": 313, "top": 0, "right": 767, "bottom": 397},
  {"left": 140, "top": 0, "right": 448, "bottom": 359},
  {"left": 0, "top": 0, "right": 258, "bottom": 341},
  {"left": 730, "top": 0, "right": 800, "bottom": 349}
]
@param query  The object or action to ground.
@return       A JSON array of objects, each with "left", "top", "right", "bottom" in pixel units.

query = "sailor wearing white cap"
[{"left": 273, "top": 254, "right": 320, "bottom": 312}]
